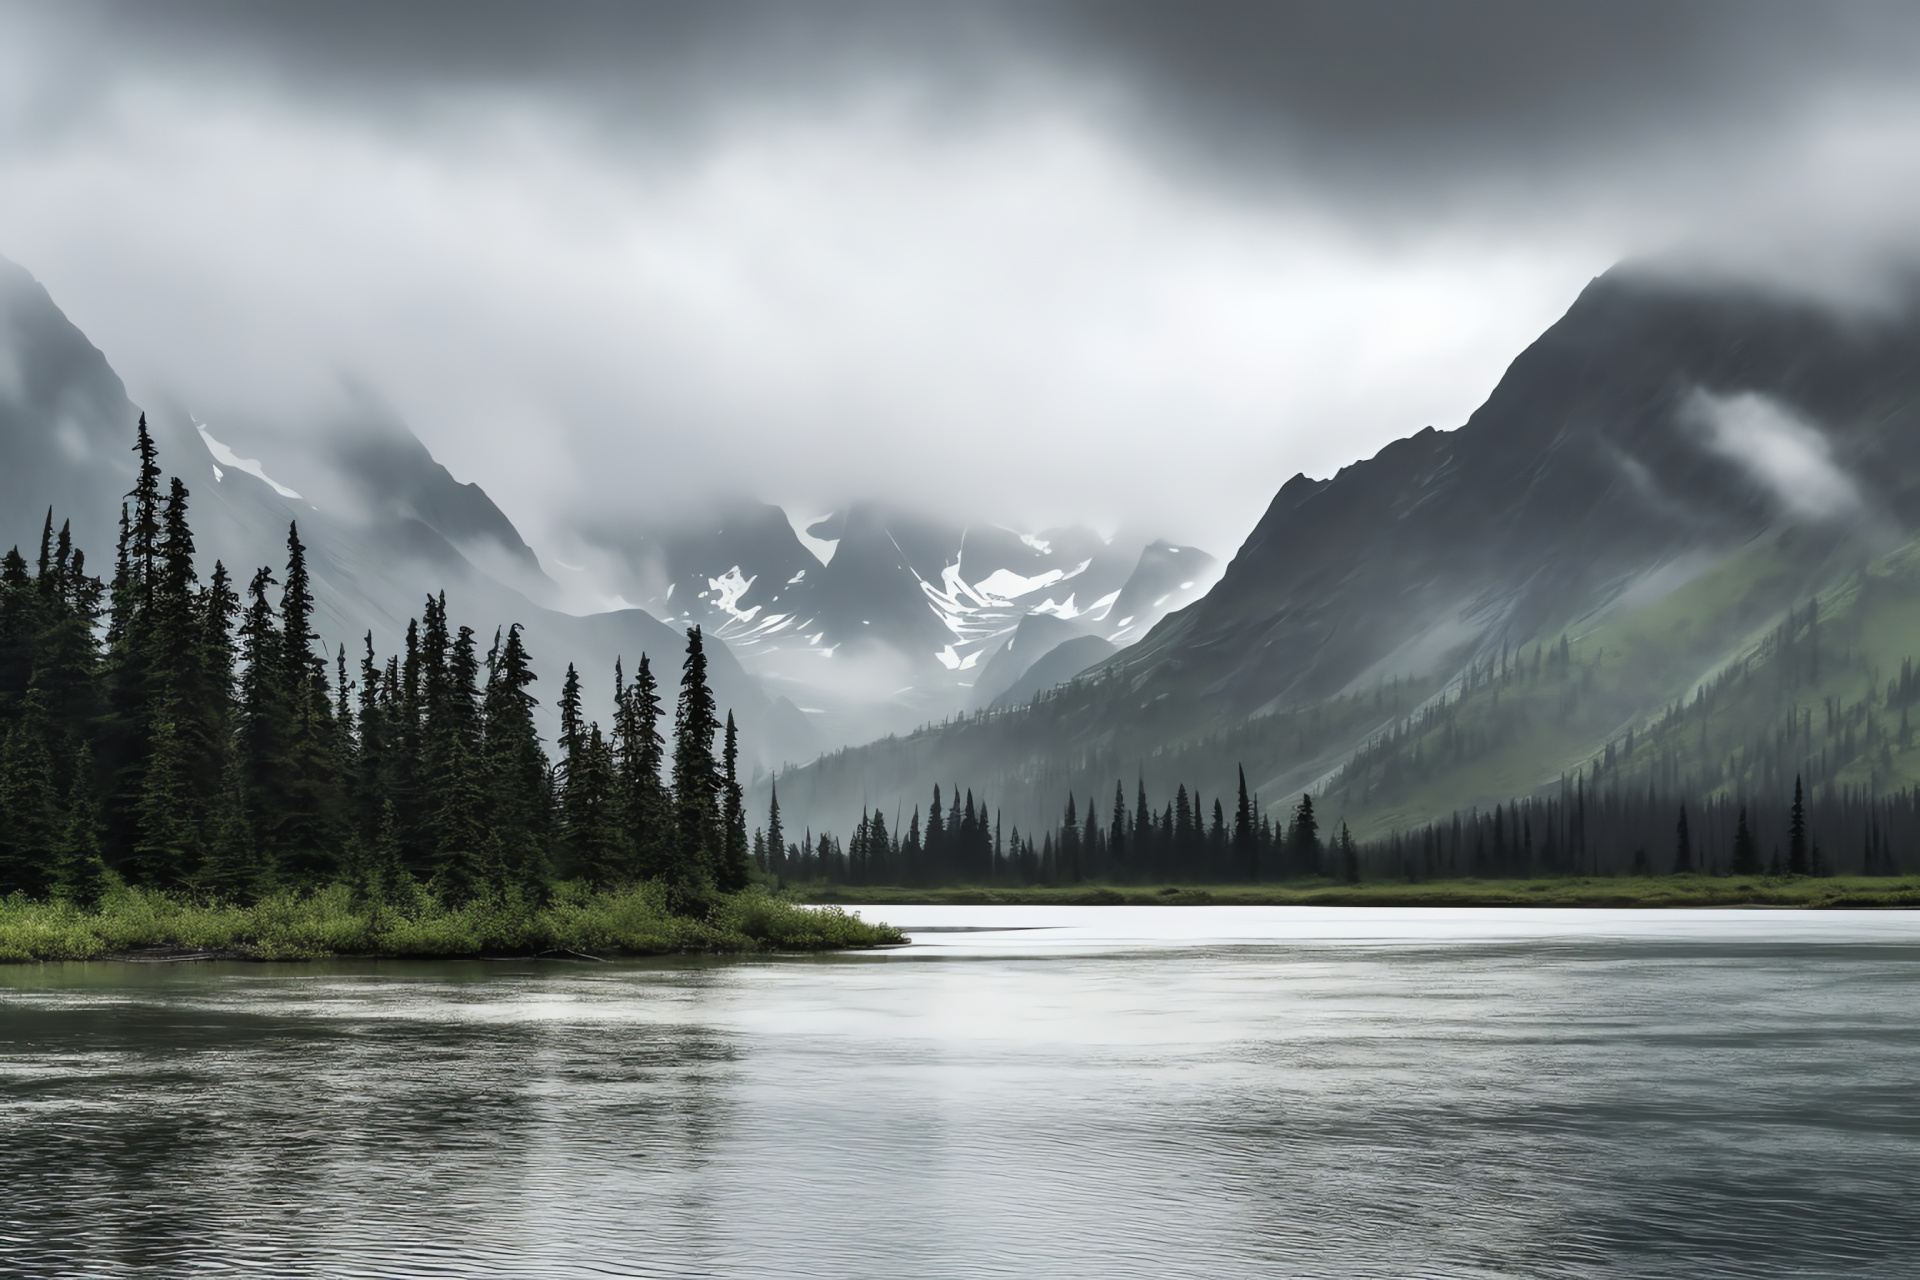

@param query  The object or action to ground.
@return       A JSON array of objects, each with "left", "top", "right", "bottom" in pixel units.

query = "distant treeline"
[
  {"left": 766, "top": 770, "right": 1352, "bottom": 886},
  {"left": 0, "top": 419, "right": 757, "bottom": 912},
  {"left": 773, "top": 770, "right": 1914, "bottom": 886}
]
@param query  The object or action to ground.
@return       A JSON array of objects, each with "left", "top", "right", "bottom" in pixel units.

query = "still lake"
[{"left": 3, "top": 905, "right": 1919, "bottom": 1278}]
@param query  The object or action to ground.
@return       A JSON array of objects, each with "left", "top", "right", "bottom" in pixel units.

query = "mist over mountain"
[
  {"left": 773, "top": 264, "right": 1920, "bottom": 841},
  {"left": 571, "top": 497, "right": 1214, "bottom": 746},
  {"left": 0, "top": 254, "right": 1213, "bottom": 774},
  {"left": 0, "top": 256, "right": 813, "bottom": 770}
]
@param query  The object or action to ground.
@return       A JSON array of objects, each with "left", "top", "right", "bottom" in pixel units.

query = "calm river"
[{"left": 3, "top": 906, "right": 1919, "bottom": 1278}]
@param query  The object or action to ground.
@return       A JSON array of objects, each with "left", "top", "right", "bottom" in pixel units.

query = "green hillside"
[{"left": 769, "top": 268, "right": 1920, "bottom": 848}]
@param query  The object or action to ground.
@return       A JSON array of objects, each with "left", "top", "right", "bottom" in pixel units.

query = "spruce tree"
[
  {"left": 1289, "top": 793, "right": 1320, "bottom": 877},
  {"left": 200, "top": 745, "right": 267, "bottom": 904},
  {"left": 274, "top": 523, "right": 342, "bottom": 883},
  {"left": 925, "top": 784, "right": 945, "bottom": 876},
  {"left": 0, "top": 721, "right": 58, "bottom": 895},
  {"left": 369, "top": 798, "right": 412, "bottom": 909},
  {"left": 565, "top": 724, "right": 624, "bottom": 888},
  {"left": 429, "top": 625, "right": 489, "bottom": 903},
  {"left": 718, "top": 712, "right": 749, "bottom": 892},
  {"left": 612, "top": 653, "right": 671, "bottom": 879},
  {"left": 765, "top": 777, "right": 784, "bottom": 881},
  {"left": 128, "top": 414, "right": 162, "bottom": 590},
  {"left": 237, "top": 564, "right": 287, "bottom": 878},
  {"left": 53, "top": 755, "right": 110, "bottom": 909},
  {"left": 0, "top": 544, "right": 35, "bottom": 714},
  {"left": 1674, "top": 805, "right": 1693, "bottom": 875},
  {"left": 431, "top": 725, "right": 491, "bottom": 906},
  {"left": 1234, "top": 766, "right": 1256, "bottom": 880},
  {"left": 482, "top": 624, "right": 551, "bottom": 894},
  {"left": 131, "top": 716, "right": 199, "bottom": 888},
  {"left": 669, "top": 628, "right": 721, "bottom": 902}
]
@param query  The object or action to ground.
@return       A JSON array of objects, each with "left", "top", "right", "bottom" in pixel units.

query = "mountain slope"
[
  {"left": 574, "top": 493, "right": 1215, "bottom": 747},
  {"left": 0, "top": 257, "right": 812, "bottom": 770},
  {"left": 769, "top": 266, "right": 1920, "bottom": 841}
]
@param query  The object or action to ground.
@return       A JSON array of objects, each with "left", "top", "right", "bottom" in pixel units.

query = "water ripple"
[{"left": 0, "top": 908, "right": 1917, "bottom": 1277}]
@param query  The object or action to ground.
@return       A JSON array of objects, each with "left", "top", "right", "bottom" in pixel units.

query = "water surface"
[{"left": 3, "top": 906, "right": 1917, "bottom": 1278}]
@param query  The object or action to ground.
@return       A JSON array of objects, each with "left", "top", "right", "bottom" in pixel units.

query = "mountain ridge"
[{"left": 768, "top": 265, "right": 1920, "bottom": 842}]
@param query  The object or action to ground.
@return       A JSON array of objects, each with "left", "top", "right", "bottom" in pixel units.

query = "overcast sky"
[{"left": 5, "top": 2, "right": 1920, "bottom": 562}]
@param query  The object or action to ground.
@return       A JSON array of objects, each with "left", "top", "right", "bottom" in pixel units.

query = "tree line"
[
  {"left": 0, "top": 418, "right": 751, "bottom": 911},
  {"left": 773, "top": 768, "right": 1916, "bottom": 887},
  {"left": 761, "top": 772, "right": 1363, "bottom": 886}
]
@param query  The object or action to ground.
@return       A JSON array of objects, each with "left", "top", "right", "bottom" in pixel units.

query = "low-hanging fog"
[{"left": 4, "top": 2, "right": 1920, "bottom": 573}]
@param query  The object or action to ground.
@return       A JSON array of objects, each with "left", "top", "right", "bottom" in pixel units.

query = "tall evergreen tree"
[
  {"left": 199, "top": 743, "right": 267, "bottom": 904},
  {"left": 236, "top": 564, "right": 286, "bottom": 882},
  {"left": 482, "top": 624, "right": 550, "bottom": 893},
  {"left": 765, "top": 777, "right": 785, "bottom": 879},
  {"left": 274, "top": 522, "right": 342, "bottom": 883},
  {"left": 1289, "top": 793, "right": 1320, "bottom": 877},
  {"left": 612, "top": 653, "right": 671, "bottom": 878},
  {"left": 718, "top": 712, "right": 749, "bottom": 892},
  {"left": 669, "top": 628, "right": 722, "bottom": 901},
  {"left": 0, "top": 720, "right": 58, "bottom": 895},
  {"left": 130, "top": 716, "right": 199, "bottom": 888},
  {"left": 564, "top": 724, "right": 624, "bottom": 888},
  {"left": 1234, "top": 766, "right": 1256, "bottom": 879},
  {"left": 53, "top": 752, "right": 109, "bottom": 909}
]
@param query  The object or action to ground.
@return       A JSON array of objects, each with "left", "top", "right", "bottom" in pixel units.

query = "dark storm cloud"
[
  {"left": 8, "top": 1, "right": 1920, "bottom": 580},
  {"left": 39, "top": 1, "right": 1920, "bottom": 205}
]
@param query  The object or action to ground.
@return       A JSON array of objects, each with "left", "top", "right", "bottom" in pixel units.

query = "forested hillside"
[{"left": 773, "top": 266, "right": 1920, "bottom": 844}]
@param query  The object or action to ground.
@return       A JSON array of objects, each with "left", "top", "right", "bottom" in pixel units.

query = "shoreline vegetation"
[
  {"left": 800, "top": 875, "right": 1920, "bottom": 910},
  {"left": 0, "top": 883, "right": 903, "bottom": 963},
  {"left": 0, "top": 419, "right": 906, "bottom": 961}
]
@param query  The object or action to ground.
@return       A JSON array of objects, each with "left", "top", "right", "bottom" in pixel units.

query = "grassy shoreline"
[
  {"left": 0, "top": 883, "right": 905, "bottom": 963},
  {"left": 801, "top": 876, "right": 1920, "bottom": 910}
]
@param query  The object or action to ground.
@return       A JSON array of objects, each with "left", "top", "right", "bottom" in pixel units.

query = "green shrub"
[{"left": 0, "top": 881, "right": 903, "bottom": 962}]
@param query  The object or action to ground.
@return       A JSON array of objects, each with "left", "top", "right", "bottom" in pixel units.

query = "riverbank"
[
  {"left": 800, "top": 875, "right": 1920, "bottom": 909},
  {"left": 0, "top": 884, "right": 904, "bottom": 962}
]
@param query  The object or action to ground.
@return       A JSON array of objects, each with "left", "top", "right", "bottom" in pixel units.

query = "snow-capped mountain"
[
  {"left": 0, "top": 250, "right": 1213, "bottom": 764},
  {"left": 574, "top": 499, "right": 1216, "bottom": 743}
]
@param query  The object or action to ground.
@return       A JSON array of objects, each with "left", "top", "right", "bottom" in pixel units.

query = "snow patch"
[
  {"left": 936, "top": 645, "right": 985, "bottom": 671},
  {"left": 974, "top": 567, "right": 1065, "bottom": 601},
  {"left": 195, "top": 421, "right": 301, "bottom": 499},
  {"left": 1019, "top": 532, "right": 1052, "bottom": 553},
  {"left": 210, "top": 463, "right": 224, "bottom": 482},
  {"left": 705, "top": 566, "right": 760, "bottom": 622},
  {"left": 1030, "top": 595, "right": 1081, "bottom": 619},
  {"left": 790, "top": 511, "right": 840, "bottom": 565}
]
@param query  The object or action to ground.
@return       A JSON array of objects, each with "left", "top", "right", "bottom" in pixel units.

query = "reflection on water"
[{"left": 2, "top": 907, "right": 1919, "bottom": 1278}]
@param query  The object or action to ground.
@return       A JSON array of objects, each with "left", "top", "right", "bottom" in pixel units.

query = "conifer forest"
[
  {"left": 0, "top": 419, "right": 776, "bottom": 929},
  {"left": 3, "top": 419, "right": 1910, "bottom": 936}
]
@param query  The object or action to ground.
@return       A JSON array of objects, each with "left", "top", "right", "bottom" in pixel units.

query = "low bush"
[{"left": 0, "top": 881, "right": 904, "bottom": 962}]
